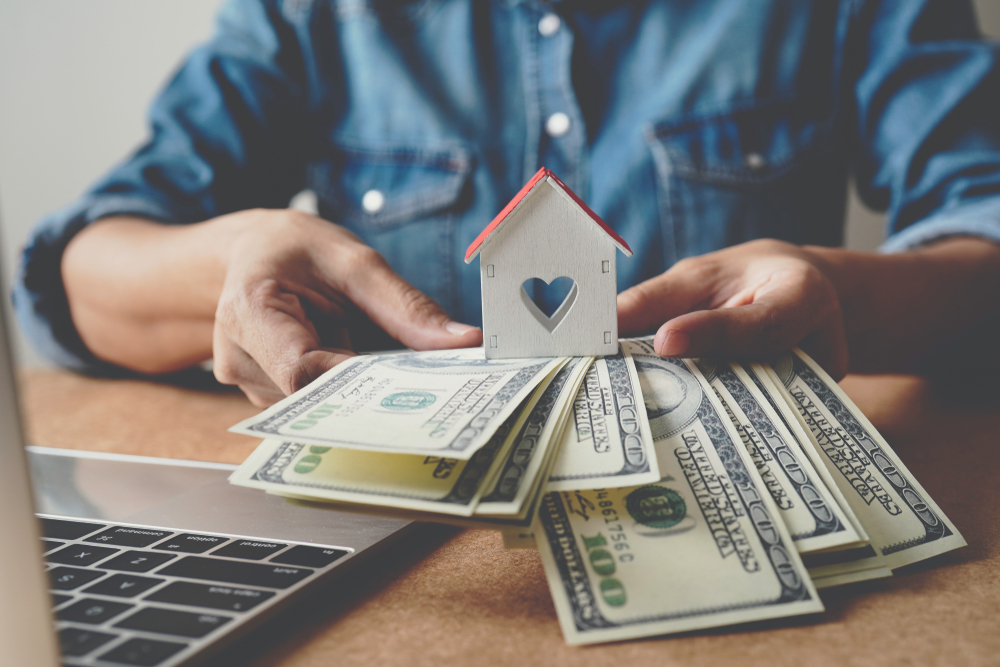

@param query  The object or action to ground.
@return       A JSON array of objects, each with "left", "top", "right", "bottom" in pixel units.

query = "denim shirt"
[{"left": 14, "top": 0, "right": 1000, "bottom": 370}]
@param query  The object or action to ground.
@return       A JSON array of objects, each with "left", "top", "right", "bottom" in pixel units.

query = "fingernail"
[
  {"left": 444, "top": 321, "right": 479, "bottom": 336},
  {"left": 660, "top": 330, "right": 689, "bottom": 357}
]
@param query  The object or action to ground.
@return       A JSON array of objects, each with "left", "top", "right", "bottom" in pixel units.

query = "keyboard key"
[
  {"left": 145, "top": 581, "right": 275, "bottom": 612},
  {"left": 159, "top": 556, "right": 313, "bottom": 589},
  {"left": 101, "top": 550, "right": 176, "bottom": 573},
  {"left": 41, "top": 518, "right": 106, "bottom": 540},
  {"left": 85, "top": 526, "right": 173, "bottom": 548},
  {"left": 58, "top": 627, "right": 118, "bottom": 657},
  {"left": 47, "top": 543, "right": 120, "bottom": 566},
  {"left": 154, "top": 533, "right": 228, "bottom": 554},
  {"left": 98, "top": 638, "right": 187, "bottom": 666},
  {"left": 210, "top": 539, "right": 287, "bottom": 560},
  {"left": 271, "top": 545, "right": 349, "bottom": 568},
  {"left": 115, "top": 607, "right": 232, "bottom": 638},
  {"left": 57, "top": 598, "right": 134, "bottom": 624},
  {"left": 48, "top": 567, "right": 106, "bottom": 590},
  {"left": 51, "top": 593, "right": 72, "bottom": 607},
  {"left": 84, "top": 573, "right": 164, "bottom": 598},
  {"left": 41, "top": 539, "right": 64, "bottom": 553}
]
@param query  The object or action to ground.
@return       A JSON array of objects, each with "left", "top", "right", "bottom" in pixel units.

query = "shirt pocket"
[
  {"left": 309, "top": 141, "right": 473, "bottom": 231},
  {"left": 308, "top": 141, "right": 474, "bottom": 317},
  {"left": 647, "top": 97, "right": 844, "bottom": 264}
]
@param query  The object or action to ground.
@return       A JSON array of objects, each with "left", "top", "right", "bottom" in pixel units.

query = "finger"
[
  {"left": 339, "top": 249, "right": 482, "bottom": 350},
  {"left": 218, "top": 282, "right": 353, "bottom": 398},
  {"left": 651, "top": 274, "right": 840, "bottom": 362},
  {"left": 284, "top": 348, "right": 356, "bottom": 394},
  {"left": 245, "top": 300, "right": 354, "bottom": 396},
  {"left": 212, "top": 336, "right": 286, "bottom": 407},
  {"left": 617, "top": 259, "right": 723, "bottom": 335}
]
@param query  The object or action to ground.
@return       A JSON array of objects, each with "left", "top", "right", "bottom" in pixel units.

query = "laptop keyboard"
[{"left": 39, "top": 516, "right": 351, "bottom": 666}]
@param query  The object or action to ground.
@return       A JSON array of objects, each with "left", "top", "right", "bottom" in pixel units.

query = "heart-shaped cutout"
[{"left": 520, "top": 276, "right": 578, "bottom": 333}]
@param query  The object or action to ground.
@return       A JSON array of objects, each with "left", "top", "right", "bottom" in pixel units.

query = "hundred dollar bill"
[
  {"left": 547, "top": 349, "right": 658, "bottom": 491},
  {"left": 501, "top": 528, "right": 537, "bottom": 550},
  {"left": 757, "top": 349, "right": 965, "bottom": 571},
  {"left": 534, "top": 339, "right": 822, "bottom": 645},
  {"left": 232, "top": 359, "right": 590, "bottom": 519},
  {"left": 739, "top": 363, "right": 890, "bottom": 585},
  {"left": 228, "top": 390, "right": 532, "bottom": 516},
  {"left": 230, "top": 349, "right": 565, "bottom": 459},
  {"left": 477, "top": 357, "right": 591, "bottom": 516},
  {"left": 697, "top": 359, "right": 865, "bottom": 554}
]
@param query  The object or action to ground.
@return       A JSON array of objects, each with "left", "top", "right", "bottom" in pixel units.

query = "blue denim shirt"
[{"left": 14, "top": 0, "right": 1000, "bottom": 371}]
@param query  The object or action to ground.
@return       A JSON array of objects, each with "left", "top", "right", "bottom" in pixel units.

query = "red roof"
[{"left": 464, "top": 167, "right": 633, "bottom": 263}]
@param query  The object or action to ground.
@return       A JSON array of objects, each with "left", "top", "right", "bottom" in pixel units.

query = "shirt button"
[
  {"left": 744, "top": 153, "right": 767, "bottom": 170},
  {"left": 545, "top": 112, "right": 571, "bottom": 137},
  {"left": 361, "top": 189, "right": 385, "bottom": 214},
  {"left": 538, "top": 13, "right": 561, "bottom": 37}
]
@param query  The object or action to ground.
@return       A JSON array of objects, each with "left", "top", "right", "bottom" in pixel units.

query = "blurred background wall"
[{"left": 1, "top": 0, "right": 998, "bottom": 366}]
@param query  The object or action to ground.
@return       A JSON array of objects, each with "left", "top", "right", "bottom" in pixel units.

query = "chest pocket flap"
[
  {"left": 311, "top": 142, "right": 473, "bottom": 229},
  {"left": 652, "top": 97, "right": 834, "bottom": 186}
]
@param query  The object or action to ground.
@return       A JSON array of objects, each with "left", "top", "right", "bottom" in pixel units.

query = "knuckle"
[
  {"left": 749, "top": 238, "right": 790, "bottom": 255},
  {"left": 243, "top": 279, "right": 282, "bottom": 318},
  {"left": 398, "top": 284, "right": 443, "bottom": 321},
  {"left": 621, "top": 283, "right": 652, "bottom": 310},
  {"left": 275, "top": 357, "right": 318, "bottom": 396},
  {"left": 672, "top": 255, "right": 719, "bottom": 285},
  {"left": 212, "top": 354, "right": 240, "bottom": 386},
  {"left": 341, "top": 243, "right": 384, "bottom": 272},
  {"left": 671, "top": 256, "right": 702, "bottom": 273}
]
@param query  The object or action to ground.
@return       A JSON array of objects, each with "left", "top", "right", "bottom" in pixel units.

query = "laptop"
[{"left": 0, "top": 258, "right": 417, "bottom": 666}]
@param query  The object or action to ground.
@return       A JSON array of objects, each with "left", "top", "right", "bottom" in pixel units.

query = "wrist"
[{"left": 804, "top": 237, "right": 1000, "bottom": 371}]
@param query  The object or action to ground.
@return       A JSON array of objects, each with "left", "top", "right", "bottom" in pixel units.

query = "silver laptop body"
[{"left": 0, "top": 257, "right": 415, "bottom": 666}]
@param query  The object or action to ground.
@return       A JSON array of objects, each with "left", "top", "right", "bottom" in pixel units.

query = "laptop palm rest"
[{"left": 28, "top": 447, "right": 411, "bottom": 551}]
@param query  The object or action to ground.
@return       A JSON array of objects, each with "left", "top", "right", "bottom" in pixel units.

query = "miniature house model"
[{"left": 465, "top": 167, "right": 633, "bottom": 358}]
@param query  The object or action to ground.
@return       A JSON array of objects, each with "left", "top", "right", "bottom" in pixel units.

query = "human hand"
[
  {"left": 213, "top": 209, "right": 482, "bottom": 406},
  {"left": 617, "top": 239, "right": 848, "bottom": 379}
]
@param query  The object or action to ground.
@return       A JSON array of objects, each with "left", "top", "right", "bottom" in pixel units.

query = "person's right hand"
[{"left": 212, "top": 209, "right": 482, "bottom": 406}]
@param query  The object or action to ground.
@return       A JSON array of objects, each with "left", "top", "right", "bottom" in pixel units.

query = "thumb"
[{"left": 342, "top": 252, "right": 482, "bottom": 350}]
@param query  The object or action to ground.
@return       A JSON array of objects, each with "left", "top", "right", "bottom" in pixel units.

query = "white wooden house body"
[{"left": 465, "top": 169, "right": 632, "bottom": 358}]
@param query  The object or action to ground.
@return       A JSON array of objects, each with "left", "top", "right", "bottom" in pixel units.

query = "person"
[{"left": 14, "top": 0, "right": 1000, "bottom": 407}]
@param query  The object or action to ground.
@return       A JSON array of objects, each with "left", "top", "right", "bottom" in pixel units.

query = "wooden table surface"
[{"left": 19, "top": 368, "right": 1000, "bottom": 667}]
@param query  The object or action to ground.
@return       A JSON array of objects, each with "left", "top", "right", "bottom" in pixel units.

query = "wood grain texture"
[{"left": 19, "top": 368, "right": 1000, "bottom": 667}]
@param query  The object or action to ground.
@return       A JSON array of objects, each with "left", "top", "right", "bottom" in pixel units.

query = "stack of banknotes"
[{"left": 229, "top": 338, "right": 965, "bottom": 645}]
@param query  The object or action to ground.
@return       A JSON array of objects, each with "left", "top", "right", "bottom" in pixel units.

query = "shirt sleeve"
[
  {"left": 851, "top": 0, "right": 1000, "bottom": 380},
  {"left": 11, "top": 0, "right": 314, "bottom": 370},
  {"left": 852, "top": 0, "right": 1000, "bottom": 252}
]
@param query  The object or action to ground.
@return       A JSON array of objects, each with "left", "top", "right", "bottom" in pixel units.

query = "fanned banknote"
[
  {"left": 740, "top": 363, "right": 891, "bottom": 584},
  {"left": 697, "top": 359, "right": 865, "bottom": 554},
  {"left": 230, "top": 358, "right": 591, "bottom": 522},
  {"left": 230, "top": 349, "right": 565, "bottom": 459},
  {"left": 756, "top": 349, "right": 965, "bottom": 572},
  {"left": 475, "top": 356, "right": 591, "bottom": 518},
  {"left": 547, "top": 348, "right": 658, "bottom": 491},
  {"left": 534, "top": 339, "right": 822, "bottom": 645}
]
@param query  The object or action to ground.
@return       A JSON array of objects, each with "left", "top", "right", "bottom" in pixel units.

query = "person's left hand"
[{"left": 616, "top": 239, "right": 849, "bottom": 379}]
